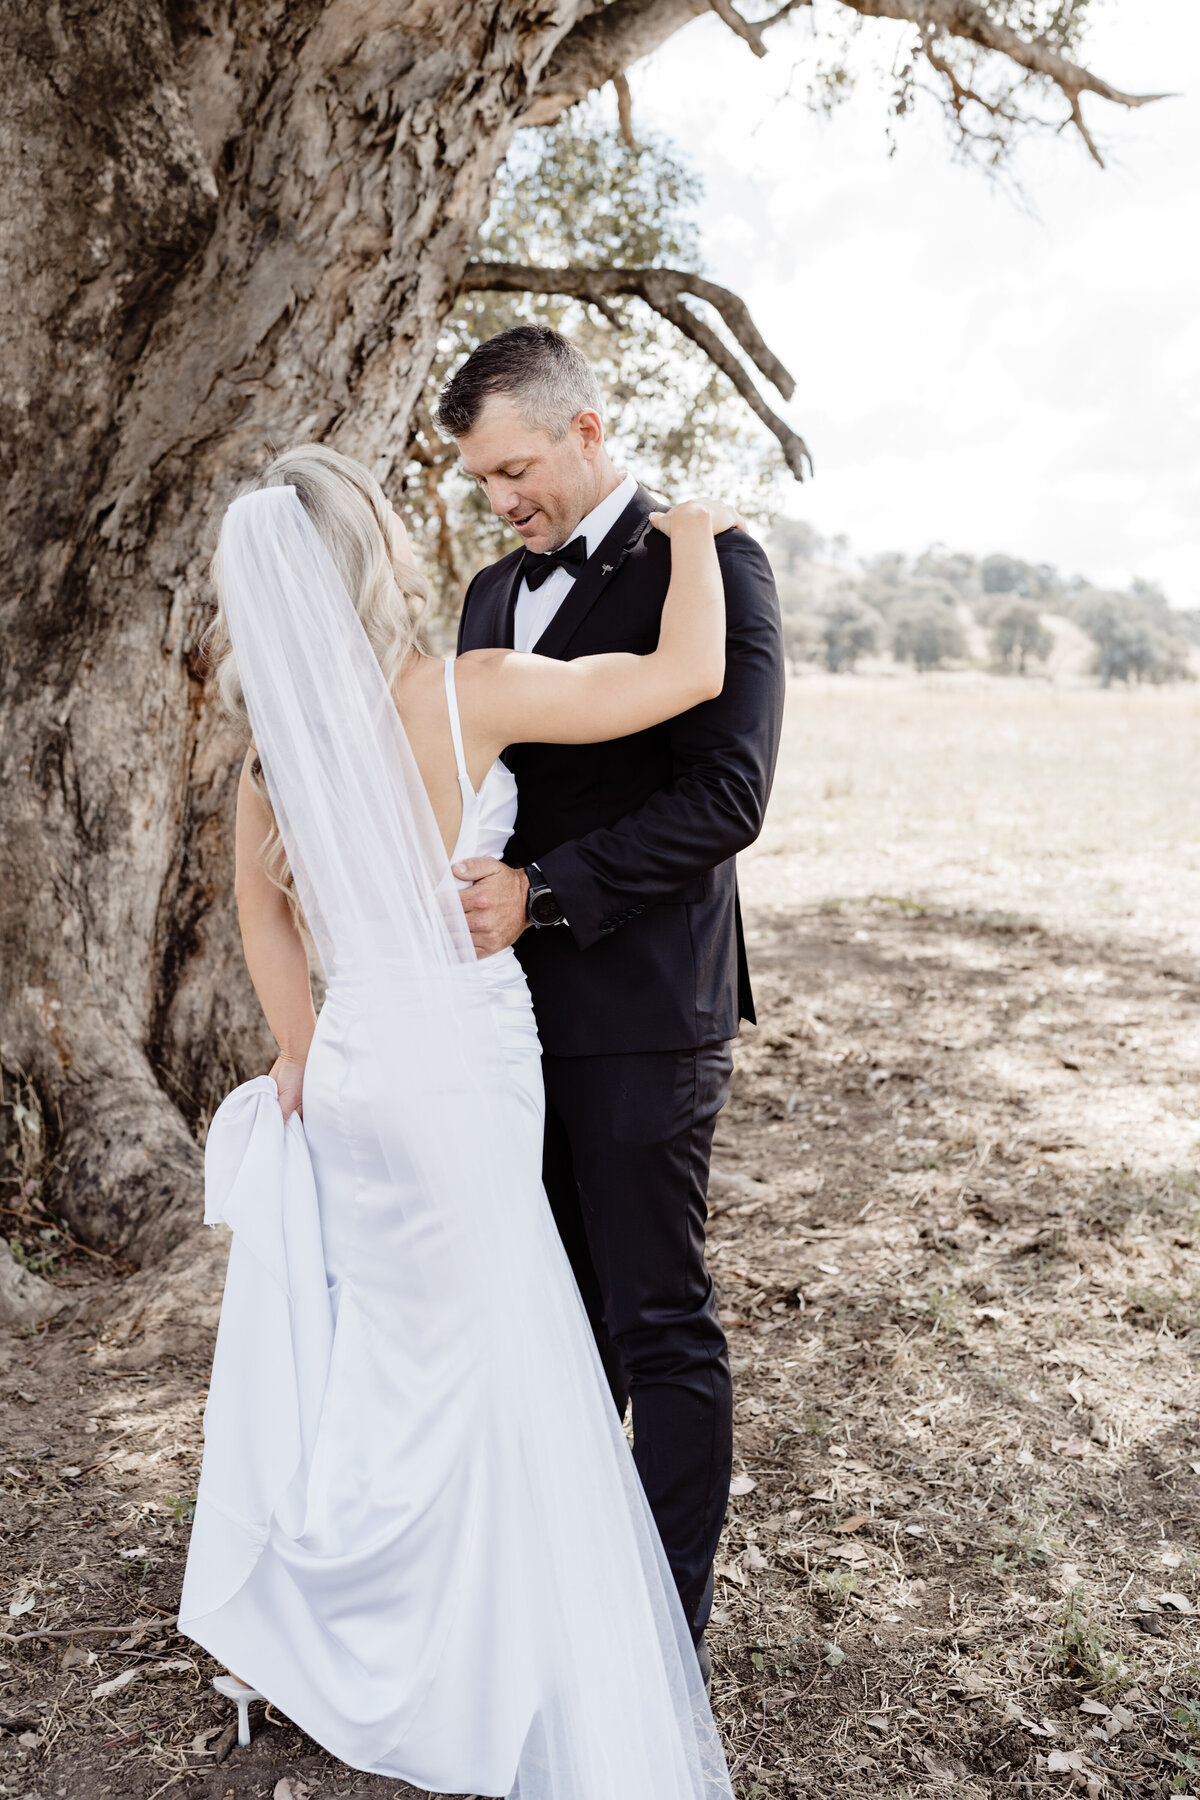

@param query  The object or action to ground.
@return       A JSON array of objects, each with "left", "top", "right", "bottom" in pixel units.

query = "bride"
[{"left": 178, "top": 443, "right": 741, "bottom": 1799}]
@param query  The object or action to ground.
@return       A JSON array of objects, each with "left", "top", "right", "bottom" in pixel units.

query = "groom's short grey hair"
[{"left": 434, "top": 325, "right": 603, "bottom": 442}]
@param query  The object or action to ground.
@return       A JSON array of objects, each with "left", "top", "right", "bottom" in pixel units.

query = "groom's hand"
[{"left": 453, "top": 858, "right": 529, "bottom": 957}]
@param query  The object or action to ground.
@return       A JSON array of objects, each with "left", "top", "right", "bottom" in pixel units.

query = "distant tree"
[
  {"left": 892, "top": 598, "right": 967, "bottom": 670},
  {"left": 860, "top": 551, "right": 909, "bottom": 596},
  {"left": 1152, "top": 594, "right": 1200, "bottom": 647},
  {"left": 981, "top": 553, "right": 1062, "bottom": 601},
  {"left": 982, "top": 552, "right": 1031, "bottom": 595},
  {"left": 769, "top": 519, "right": 825, "bottom": 575},
  {"left": 913, "top": 546, "right": 979, "bottom": 598},
  {"left": 820, "top": 595, "right": 883, "bottom": 673},
  {"left": 781, "top": 611, "right": 823, "bottom": 672},
  {"left": 990, "top": 601, "right": 1054, "bottom": 673},
  {"left": 1075, "top": 590, "right": 1192, "bottom": 687},
  {"left": 1128, "top": 576, "right": 1186, "bottom": 626}
]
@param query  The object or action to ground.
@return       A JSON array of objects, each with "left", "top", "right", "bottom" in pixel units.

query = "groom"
[{"left": 437, "top": 326, "right": 784, "bottom": 1667}]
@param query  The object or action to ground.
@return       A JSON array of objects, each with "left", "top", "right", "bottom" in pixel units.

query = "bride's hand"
[
  {"left": 269, "top": 1053, "right": 306, "bottom": 1121},
  {"left": 649, "top": 498, "right": 747, "bottom": 538}
]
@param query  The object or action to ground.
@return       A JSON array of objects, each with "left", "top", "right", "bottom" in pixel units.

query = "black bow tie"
[{"left": 521, "top": 535, "right": 588, "bottom": 592}]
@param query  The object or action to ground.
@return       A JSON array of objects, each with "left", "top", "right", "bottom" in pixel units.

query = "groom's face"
[{"left": 455, "top": 395, "right": 603, "bottom": 554}]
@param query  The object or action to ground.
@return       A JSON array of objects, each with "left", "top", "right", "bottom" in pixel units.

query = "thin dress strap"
[{"left": 443, "top": 658, "right": 472, "bottom": 792}]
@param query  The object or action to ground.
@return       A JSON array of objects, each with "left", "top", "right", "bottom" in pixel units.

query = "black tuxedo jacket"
[{"left": 456, "top": 485, "right": 785, "bottom": 1057}]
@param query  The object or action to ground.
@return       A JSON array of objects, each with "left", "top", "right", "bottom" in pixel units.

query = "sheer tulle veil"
[
  {"left": 180, "top": 483, "right": 734, "bottom": 1798},
  {"left": 213, "top": 483, "right": 472, "bottom": 975}
]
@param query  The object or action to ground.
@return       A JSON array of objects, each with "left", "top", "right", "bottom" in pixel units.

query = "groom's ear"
[{"left": 574, "top": 410, "right": 604, "bottom": 461}]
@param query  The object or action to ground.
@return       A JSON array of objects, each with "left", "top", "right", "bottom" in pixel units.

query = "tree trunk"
[{"left": 0, "top": 0, "right": 598, "bottom": 1273}]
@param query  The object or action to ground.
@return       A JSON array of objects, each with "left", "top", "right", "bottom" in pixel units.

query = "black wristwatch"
[{"left": 524, "top": 863, "right": 565, "bottom": 928}]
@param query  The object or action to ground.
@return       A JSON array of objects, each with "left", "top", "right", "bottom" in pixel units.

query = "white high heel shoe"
[{"left": 212, "top": 1672, "right": 265, "bottom": 1747}]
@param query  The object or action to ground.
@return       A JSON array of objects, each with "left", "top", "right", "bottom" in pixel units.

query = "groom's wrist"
[{"left": 524, "top": 863, "right": 565, "bottom": 928}]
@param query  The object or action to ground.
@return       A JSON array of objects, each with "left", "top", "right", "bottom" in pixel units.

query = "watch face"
[{"left": 529, "top": 889, "right": 562, "bottom": 926}]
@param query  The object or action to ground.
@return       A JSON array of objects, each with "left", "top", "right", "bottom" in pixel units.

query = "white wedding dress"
[{"left": 177, "top": 486, "right": 732, "bottom": 1800}]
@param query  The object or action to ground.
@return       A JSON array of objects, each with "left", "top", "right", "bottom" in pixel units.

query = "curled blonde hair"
[{"left": 205, "top": 444, "right": 430, "bottom": 923}]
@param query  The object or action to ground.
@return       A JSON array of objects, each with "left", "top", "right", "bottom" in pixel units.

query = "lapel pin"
[{"left": 602, "top": 563, "right": 614, "bottom": 575}]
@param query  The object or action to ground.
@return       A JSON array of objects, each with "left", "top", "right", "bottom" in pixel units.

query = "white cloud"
[{"left": 631, "top": 2, "right": 1200, "bottom": 602}]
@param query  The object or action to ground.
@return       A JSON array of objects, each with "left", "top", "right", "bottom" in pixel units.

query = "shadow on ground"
[{"left": 3, "top": 898, "right": 1200, "bottom": 1798}]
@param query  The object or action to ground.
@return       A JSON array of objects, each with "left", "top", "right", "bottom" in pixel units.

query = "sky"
[{"left": 628, "top": 1, "right": 1198, "bottom": 604}]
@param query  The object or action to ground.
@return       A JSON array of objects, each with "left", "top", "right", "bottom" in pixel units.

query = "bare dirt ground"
[{"left": 5, "top": 675, "right": 1200, "bottom": 1800}]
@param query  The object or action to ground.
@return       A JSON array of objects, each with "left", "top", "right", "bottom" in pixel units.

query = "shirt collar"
[{"left": 575, "top": 472, "right": 638, "bottom": 561}]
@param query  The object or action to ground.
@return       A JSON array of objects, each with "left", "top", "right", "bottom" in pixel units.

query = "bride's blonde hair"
[{"left": 205, "top": 444, "right": 430, "bottom": 924}]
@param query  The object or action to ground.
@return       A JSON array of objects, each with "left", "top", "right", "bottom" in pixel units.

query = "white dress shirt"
[{"left": 512, "top": 473, "right": 639, "bottom": 655}]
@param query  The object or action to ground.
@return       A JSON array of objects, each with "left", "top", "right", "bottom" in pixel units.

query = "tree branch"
[
  {"left": 612, "top": 72, "right": 640, "bottom": 150},
  {"left": 458, "top": 261, "right": 811, "bottom": 480},
  {"left": 845, "top": 0, "right": 1168, "bottom": 165},
  {"left": 707, "top": 0, "right": 768, "bottom": 56},
  {"left": 706, "top": 0, "right": 810, "bottom": 58},
  {"left": 525, "top": 0, "right": 707, "bottom": 127},
  {"left": 526, "top": 0, "right": 1165, "bottom": 163}
]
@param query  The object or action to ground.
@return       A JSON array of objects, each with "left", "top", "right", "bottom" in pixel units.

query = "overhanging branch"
[
  {"left": 525, "top": 1, "right": 707, "bottom": 127},
  {"left": 612, "top": 71, "right": 640, "bottom": 150},
  {"left": 846, "top": 0, "right": 1168, "bottom": 165},
  {"left": 526, "top": 0, "right": 1165, "bottom": 164},
  {"left": 706, "top": 0, "right": 810, "bottom": 58},
  {"left": 458, "top": 261, "right": 812, "bottom": 481}
]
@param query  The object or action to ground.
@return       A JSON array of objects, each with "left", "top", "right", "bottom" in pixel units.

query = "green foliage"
[
  {"left": 891, "top": 597, "right": 967, "bottom": 670},
  {"left": 405, "top": 111, "right": 783, "bottom": 625},
  {"left": 793, "top": 0, "right": 1106, "bottom": 174},
  {"left": 1172, "top": 1695, "right": 1200, "bottom": 1739},
  {"left": 1051, "top": 1585, "right": 1138, "bottom": 1695},
  {"left": 7, "top": 1232, "right": 57, "bottom": 1279},
  {"left": 981, "top": 552, "right": 1060, "bottom": 600},
  {"left": 925, "top": 1285, "right": 968, "bottom": 1336},
  {"left": 913, "top": 546, "right": 979, "bottom": 597},
  {"left": 1072, "top": 582, "right": 1194, "bottom": 687},
  {"left": 989, "top": 1490, "right": 1068, "bottom": 1573},
  {"left": 857, "top": 551, "right": 912, "bottom": 615},
  {"left": 989, "top": 599, "right": 1053, "bottom": 673},
  {"left": 887, "top": 0, "right": 1102, "bottom": 170},
  {"left": 770, "top": 518, "right": 826, "bottom": 576},
  {"left": 781, "top": 609, "right": 822, "bottom": 671},
  {"left": 820, "top": 594, "right": 882, "bottom": 673},
  {"left": 813, "top": 1567, "right": 860, "bottom": 1604}
]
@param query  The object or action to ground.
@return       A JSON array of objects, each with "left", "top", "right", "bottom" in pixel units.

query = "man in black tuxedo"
[{"left": 437, "top": 326, "right": 784, "bottom": 1668}]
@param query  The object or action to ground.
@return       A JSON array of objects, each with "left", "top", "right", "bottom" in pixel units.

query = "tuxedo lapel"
[
  {"left": 460, "top": 551, "right": 519, "bottom": 650},
  {"left": 532, "top": 485, "right": 659, "bottom": 662},
  {"left": 498, "top": 557, "right": 522, "bottom": 650}
]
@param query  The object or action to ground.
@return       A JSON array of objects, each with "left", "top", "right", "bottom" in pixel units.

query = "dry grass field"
[{"left": 4, "top": 673, "right": 1200, "bottom": 1800}]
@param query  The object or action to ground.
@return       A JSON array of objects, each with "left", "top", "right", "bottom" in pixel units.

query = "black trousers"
[{"left": 541, "top": 1043, "right": 734, "bottom": 1642}]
